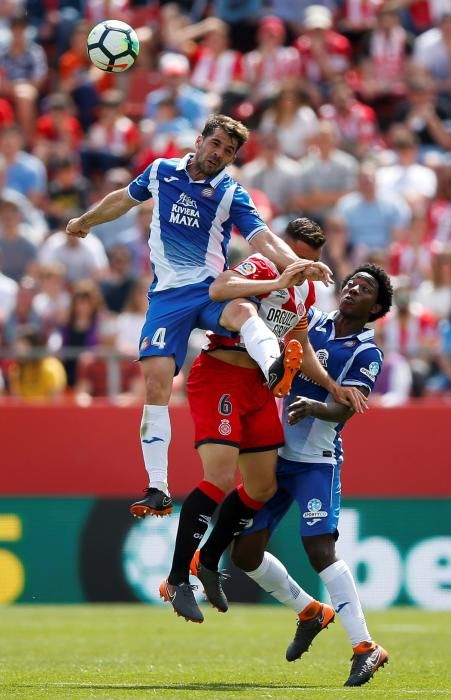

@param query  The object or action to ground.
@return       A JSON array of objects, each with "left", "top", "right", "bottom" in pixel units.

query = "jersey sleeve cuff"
[
  {"left": 244, "top": 225, "right": 268, "bottom": 242},
  {"left": 127, "top": 182, "right": 152, "bottom": 202}
]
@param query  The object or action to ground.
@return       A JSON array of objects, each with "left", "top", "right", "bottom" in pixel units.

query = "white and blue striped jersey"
[
  {"left": 280, "top": 306, "right": 384, "bottom": 466},
  {"left": 128, "top": 154, "right": 267, "bottom": 292}
]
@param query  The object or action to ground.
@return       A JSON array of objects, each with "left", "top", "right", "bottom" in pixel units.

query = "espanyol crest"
[{"left": 316, "top": 349, "right": 329, "bottom": 367}]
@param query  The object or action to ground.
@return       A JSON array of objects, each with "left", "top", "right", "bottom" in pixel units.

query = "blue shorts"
[
  {"left": 138, "top": 278, "right": 234, "bottom": 373},
  {"left": 244, "top": 456, "right": 341, "bottom": 538}
]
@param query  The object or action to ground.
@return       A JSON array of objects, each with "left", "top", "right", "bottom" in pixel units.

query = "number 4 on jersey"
[{"left": 151, "top": 328, "right": 166, "bottom": 349}]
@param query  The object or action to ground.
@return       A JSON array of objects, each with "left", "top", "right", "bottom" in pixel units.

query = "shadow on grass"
[{"left": 13, "top": 683, "right": 317, "bottom": 692}]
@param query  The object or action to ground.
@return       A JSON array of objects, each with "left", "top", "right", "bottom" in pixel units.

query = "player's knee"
[
  {"left": 304, "top": 538, "right": 336, "bottom": 573},
  {"left": 203, "top": 464, "right": 235, "bottom": 493},
  {"left": 231, "top": 539, "right": 262, "bottom": 572},
  {"left": 141, "top": 358, "right": 174, "bottom": 403},
  {"left": 244, "top": 480, "right": 277, "bottom": 503},
  {"left": 143, "top": 377, "right": 171, "bottom": 404},
  {"left": 205, "top": 472, "right": 235, "bottom": 493},
  {"left": 219, "top": 299, "right": 257, "bottom": 332}
]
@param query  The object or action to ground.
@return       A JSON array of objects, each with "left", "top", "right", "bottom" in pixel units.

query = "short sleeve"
[
  {"left": 229, "top": 184, "right": 267, "bottom": 241},
  {"left": 341, "top": 346, "right": 384, "bottom": 394},
  {"left": 232, "top": 254, "right": 278, "bottom": 280},
  {"left": 128, "top": 165, "right": 154, "bottom": 202}
]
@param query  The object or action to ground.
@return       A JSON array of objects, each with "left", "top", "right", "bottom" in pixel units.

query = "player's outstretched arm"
[
  {"left": 293, "top": 328, "right": 367, "bottom": 413},
  {"left": 66, "top": 187, "right": 139, "bottom": 239},
  {"left": 250, "top": 228, "right": 333, "bottom": 286},
  {"left": 286, "top": 396, "right": 356, "bottom": 425},
  {"left": 209, "top": 261, "right": 314, "bottom": 301}
]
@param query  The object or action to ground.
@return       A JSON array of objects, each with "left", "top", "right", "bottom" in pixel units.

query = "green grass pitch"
[{"left": 1, "top": 605, "right": 450, "bottom": 699}]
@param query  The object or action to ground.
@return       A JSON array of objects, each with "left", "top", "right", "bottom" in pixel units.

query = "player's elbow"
[{"left": 209, "top": 280, "right": 227, "bottom": 301}]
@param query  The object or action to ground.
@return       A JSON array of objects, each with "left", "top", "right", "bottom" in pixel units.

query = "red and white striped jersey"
[
  {"left": 319, "top": 99, "right": 377, "bottom": 145},
  {"left": 295, "top": 31, "right": 351, "bottom": 83},
  {"left": 340, "top": 0, "right": 378, "bottom": 29},
  {"left": 242, "top": 47, "right": 301, "bottom": 93},
  {"left": 205, "top": 254, "right": 316, "bottom": 352},
  {"left": 191, "top": 48, "right": 243, "bottom": 94}
]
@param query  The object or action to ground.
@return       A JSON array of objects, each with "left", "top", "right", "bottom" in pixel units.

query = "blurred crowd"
[{"left": 0, "top": 0, "right": 450, "bottom": 406}]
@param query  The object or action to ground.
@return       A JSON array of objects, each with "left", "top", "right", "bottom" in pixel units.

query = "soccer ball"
[{"left": 87, "top": 20, "right": 139, "bottom": 73}]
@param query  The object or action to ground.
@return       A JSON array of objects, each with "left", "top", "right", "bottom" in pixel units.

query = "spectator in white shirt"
[
  {"left": 377, "top": 125, "right": 437, "bottom": 208},
  {"left": 38, "top": 230, "right": 108, "bottom": 284},
  {"left": 259, "top": 82, "right": 318, "bottom": 159}
]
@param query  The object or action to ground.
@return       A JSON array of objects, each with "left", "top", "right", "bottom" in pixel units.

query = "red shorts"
[{"left": 187, "top": 353, "right": 284, "bottom": 453}]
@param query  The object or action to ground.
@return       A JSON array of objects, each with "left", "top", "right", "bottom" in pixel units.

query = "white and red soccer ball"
[{"left": 87, "top": 20, "right": 139, "bottom": 73}]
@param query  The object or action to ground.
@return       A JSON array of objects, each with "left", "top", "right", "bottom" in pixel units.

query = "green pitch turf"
[{"left": 0, "top": 605, "right": 450, "bottom": 700}]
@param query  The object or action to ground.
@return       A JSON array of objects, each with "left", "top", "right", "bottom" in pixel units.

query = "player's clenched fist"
[{"left": 66, "top": 218, "right": 90, "bottom": 239}]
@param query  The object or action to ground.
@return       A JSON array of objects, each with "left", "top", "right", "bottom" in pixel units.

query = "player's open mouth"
[{"left": 342, "top": 294, "right": 356, "bottom": 303}]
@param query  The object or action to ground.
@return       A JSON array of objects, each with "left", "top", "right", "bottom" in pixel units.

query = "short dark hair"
[
  {"left": 342, "top": 263, "right": 393, "bottom": 321},
  {"left": 285, "top": 217, "right": 326, "bottom": 250},
  {"left": 202, "top": 114, "right": 249, "bottom": 151}
]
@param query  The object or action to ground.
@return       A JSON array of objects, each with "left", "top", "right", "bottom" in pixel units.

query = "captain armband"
[{"left": 293, "top": 315, "right": 308, "bottom": 332}]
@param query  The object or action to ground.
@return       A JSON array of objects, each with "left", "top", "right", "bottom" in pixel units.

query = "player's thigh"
[
  {"left": 217, "top": 299, "right": 259, "bottom": 332},
  {"left": 290, "top": 461, "right": 341, "bottom": 538},
  {"left": 139, "top": 286, "right": 199, "bottom": 372},
  {"left": 186, "top": 354, "right": 244, "bottom": 450},
  {"left": 232, "top": 528, "right": 271, "bottom": 571},
  {"left": 238, "top": 449, "right": 278, "bottom": 502},
  {"left": 240, "top": 383, "right": 284, "bottom": 454},
  {"left": 196, "top": 292, "right": 259, "bottom": 336},
  {"left": 197, "top": 443, "right": 239, "bottom": 493},
  {"left": 236, "top": 480, "right": 294, "bottom": 544}
]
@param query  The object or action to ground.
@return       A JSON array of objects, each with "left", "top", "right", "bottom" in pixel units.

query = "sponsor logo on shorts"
[
  {"left": 218, "top": 419, "right": 232, "bottom": 436},
  {"left": 140, "top": 337, "right": 150, "bottom": 351},
  {"left": 235, "top": 261, "right": 257, "bottom": 276},
  {"left": 303, "top": 511, "right": 328, "bottom": 519},
  {"left": 303, "top": 497, "right": 328, "bottom": 520},
  {"left": 308, "top": 498, "right": 322, "bottom": 512}
]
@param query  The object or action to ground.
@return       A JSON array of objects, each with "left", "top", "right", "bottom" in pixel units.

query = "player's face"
[
  {"left": 192, "top": 128, "right": 239, "bottom": 177},
  {"left": 290, "top": 239, "right": 321, "bottom": 262},
  {"left": 339, "top": 272, "right": 381, "bottom": 319}
]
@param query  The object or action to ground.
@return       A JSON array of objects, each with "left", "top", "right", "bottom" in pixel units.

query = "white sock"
[
  {"left": 140, "top": 405, "right": 171, "bottom": 494},
  {"left": 320, "top": 560, "right": 372, "bottom": 647},
  {"left": 240, "top": 316, "right": 280, "bottom": 380},
  {"left": 245, "top": 552, "right": 315, "bottom": 613}
]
